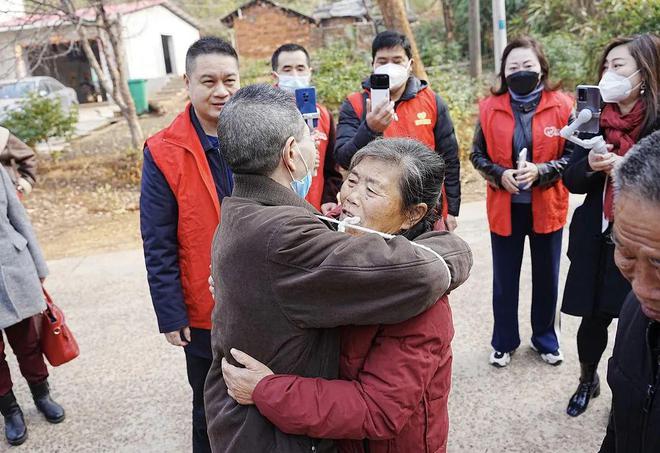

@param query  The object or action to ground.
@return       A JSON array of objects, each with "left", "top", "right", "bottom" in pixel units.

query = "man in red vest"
[
  {"left": 335, "top": 30, "right": 461, "bottom": 230},
  {"left": 270, "top": 43, "right": 342, "bottom": 211},
  {"left": 140, "top": 37, "right": 239, "bottom": 453}
]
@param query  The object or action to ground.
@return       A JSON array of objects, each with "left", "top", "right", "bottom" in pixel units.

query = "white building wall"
[
  {"left": 121, "top": 5, "right": 199, "bottom": 82},
  {"left": 0, "top": 0, "right": 25, "bottom": 18}
]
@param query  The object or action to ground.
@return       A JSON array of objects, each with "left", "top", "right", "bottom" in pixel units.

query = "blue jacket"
[{"left": 140, "top": 107, "right": 232, "bottom": 336}]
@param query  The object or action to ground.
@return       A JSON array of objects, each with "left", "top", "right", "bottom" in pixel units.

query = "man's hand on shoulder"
[{"left": 164, "top": 327, "right": 191, "bottom": 347}]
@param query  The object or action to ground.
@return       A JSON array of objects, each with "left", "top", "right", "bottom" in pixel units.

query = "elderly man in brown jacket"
[
  {"left": 0, "top": 127, "right": 37, "bottom": 196},
  {"left": 204, "top": 84, "right": 472, "bottom": 453},
  {"left": 205, "top": 85, "right": 472, "bottom": 453}
]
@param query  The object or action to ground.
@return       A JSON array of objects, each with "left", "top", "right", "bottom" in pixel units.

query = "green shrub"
[
  {"left": 1, "top": 92, "right": 78, "bottom": 147},
  {"left": 540, "top": 31, "right": 591, "bottom": 90},
  {"left": 580, "top": 0, "right": 660, "bottom": 73},
  {"left": 428, "top": 66, "right": 489, "bottom": 161},
  {"left": 240, "top": 58, "right": 272, "bottom": 86},
  {"left": 414, "top": 18, "right": 463, "bottom": 67},
  {"left": 312, "top": 44, "right": 371, "bottom": 114}
]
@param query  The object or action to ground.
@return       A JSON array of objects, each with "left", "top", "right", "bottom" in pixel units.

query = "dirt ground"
[
  {"left": 25, "top": 103, "right": 486, "bottom": 260},
  {"left": 24, "top": 107, "right": 179, "bottom": 260}
]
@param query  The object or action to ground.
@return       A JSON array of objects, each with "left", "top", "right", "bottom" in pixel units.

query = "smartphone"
[
  {"left": 576, "top": 85, "right": 601, "bottom": 134},
  {"left": 370, "top": 74, "right": 390, "bottom": 111},
  {"left": 295, "top": 87, "right": 319, "bottom": 129}
]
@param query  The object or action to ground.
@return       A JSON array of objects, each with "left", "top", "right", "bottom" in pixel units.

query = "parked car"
[{"left": 0, "top": 76, "right": 78, "bottom": 121}]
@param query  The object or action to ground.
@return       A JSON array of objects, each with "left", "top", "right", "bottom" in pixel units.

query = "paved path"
[{"left": 8, "top": 196, "right": 614, "bottom": 452}]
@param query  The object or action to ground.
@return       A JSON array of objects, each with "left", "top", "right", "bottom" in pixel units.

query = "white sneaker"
[
  {"left": 530, "top": 343, "right": 564, "bottom": 366},
  {"left": 489, "top": 350, "right": 511, "bottom": 368}
]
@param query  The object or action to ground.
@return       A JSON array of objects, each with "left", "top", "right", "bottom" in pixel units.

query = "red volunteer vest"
[
  {"left": 348, "top": 86, "right": 448, "bottom": 218},
  {"left": 305, "top": 104, "right": 332, "bottom": 210},
  {"left": 146, "top": 103, "right": 220, "bottom": 330},
  {"left": 479, "top": 90, "right": 573, "bottom": 236}
]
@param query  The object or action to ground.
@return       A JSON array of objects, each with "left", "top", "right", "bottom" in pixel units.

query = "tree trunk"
[
  {"left": 59, "top": 0, "right": 143, "bottom": 149},
  {"left": 375, "top": 0, "right": 428, "bottom": 81},
  {"left": 468, "top": 0, "right": 481, "bottom": 78},
  {"left": 98, "top": 5, "right": 143, "bottom": 149},
  {"left": 440, "top": 0, "right": 455, "bottom": 42}
]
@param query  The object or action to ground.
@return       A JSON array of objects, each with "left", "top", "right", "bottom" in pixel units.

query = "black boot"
[
  {"left": 29, "top": 381, "right": 65, "bottom": 424},
  {"left": 0, "top": 391, "right": 27, "bottom": 446},
  {"left": 567, "top": 362, "right": 601, "bottom": 417}
]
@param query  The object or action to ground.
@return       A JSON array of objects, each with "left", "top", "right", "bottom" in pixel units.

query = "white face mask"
[
  {"left": 374, "top": 62, "right": 411, "bottom": 91},
  {"left": 277, "top": 74, "right": 311, "bottom": 94},
  {"left": 598, "top": 69, "right": 641, "bottom": 103}
]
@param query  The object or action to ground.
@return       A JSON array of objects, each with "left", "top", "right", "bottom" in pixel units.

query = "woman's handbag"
[{"left": 40, "top": 288, "right": 79, "bottom": 366}]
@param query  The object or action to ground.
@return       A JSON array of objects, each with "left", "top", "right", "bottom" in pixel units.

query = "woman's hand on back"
[{"left": 222, "top": 348, "right": 274, "bottom": 405}]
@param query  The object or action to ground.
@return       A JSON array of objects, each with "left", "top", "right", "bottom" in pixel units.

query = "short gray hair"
[
  {"left": 217, "top": 84, "right": 305, "bottom": 175},
  {"left": 350, "top": 138, "right": 445, "bottom": 237},
  {"left": 614, "top": 130, "right": 660, "bottom": 204}
]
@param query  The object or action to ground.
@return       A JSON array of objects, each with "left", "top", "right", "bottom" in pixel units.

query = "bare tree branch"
[{"left": 0, "top": 0, "right": 145, "bottom": 148}]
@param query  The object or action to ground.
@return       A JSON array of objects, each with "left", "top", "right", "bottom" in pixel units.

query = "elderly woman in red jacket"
[{"left": 220, "top": 137, "right": 471, "bottom": 453}]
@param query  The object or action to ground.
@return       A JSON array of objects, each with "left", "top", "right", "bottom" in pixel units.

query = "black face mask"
[{"left": 506, "top": 71, "right": 540, "bottom": 95}]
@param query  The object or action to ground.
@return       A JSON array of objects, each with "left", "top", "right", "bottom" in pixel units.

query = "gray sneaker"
[{"left": 530, "top": 343, "right": 564, "bottom": 366}]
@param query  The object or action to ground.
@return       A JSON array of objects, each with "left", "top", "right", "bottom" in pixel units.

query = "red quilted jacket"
[{"left": 252, "top": 294, "right": 454, "bottom": 453}]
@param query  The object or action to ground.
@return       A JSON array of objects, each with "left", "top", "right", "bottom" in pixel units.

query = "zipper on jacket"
[
  {"left": 644, "top": 383, "right": 657, "bottom": 413},
  {"left": 641, "top": 322, "right": 660, "bottom": 452},
  {"left": 641, "top": 374, "right": 659, "bottom": 452}
]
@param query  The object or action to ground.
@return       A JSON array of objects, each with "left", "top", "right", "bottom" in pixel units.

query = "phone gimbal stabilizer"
[
  {"left": 559, "top": 109, "right": 609, "bottom": 154},
  {"left": 302, "top": 110, "right": 320, "bottom": 131}
]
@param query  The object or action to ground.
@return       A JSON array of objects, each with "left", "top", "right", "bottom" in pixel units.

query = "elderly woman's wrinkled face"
[
  {"left": 339, "top": 157, "right": 415, "bottom": 234},
  {"left": 613, "top": 193, "right": 660, "bottom": 321}
]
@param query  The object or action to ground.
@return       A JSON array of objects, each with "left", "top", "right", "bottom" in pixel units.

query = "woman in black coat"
[{"left": 562, "top": 33, "right": 660, "bottom": 417}]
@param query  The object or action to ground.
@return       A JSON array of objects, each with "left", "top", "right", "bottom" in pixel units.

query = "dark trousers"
[
  {"left": 577, "top": 314, "right": 613, "bottom": 364},
  {"left": 491, "top": 203, "right": 563, "bottom": 353},
  {"left": 0, "top": 317, "right": 49, "bottom": 396},
  {"left": 185, "top": 349, "right": 212, "bottom": 453}
]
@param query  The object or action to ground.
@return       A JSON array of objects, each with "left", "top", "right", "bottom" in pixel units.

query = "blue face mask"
[{"left": 287, "top": 146, "right": 312, "bottom": 198}]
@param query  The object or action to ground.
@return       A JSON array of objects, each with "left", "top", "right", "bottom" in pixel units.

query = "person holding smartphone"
[
  {"left": 469, "top": 36, "right": 574, "bottom": 369},
  {"left": 270, "top": 43, "right": 342, "bottom": 211},
  {"left": 334, "top": 30, "right": 461, "bottom": 231},
  {"left": 562, "top": 33, "right": 660, "bottom": 418}
]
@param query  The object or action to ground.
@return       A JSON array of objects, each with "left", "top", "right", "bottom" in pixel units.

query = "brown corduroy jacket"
[{"left": 204, "top": 173, "right": 472, "bottom": 453}]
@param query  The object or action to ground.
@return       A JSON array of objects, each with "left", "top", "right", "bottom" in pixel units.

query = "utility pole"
[
  {"left": 468, "top": 0, "right": 481, "bottom": 78},
  {"left": 492, "top": 0, "right": 507, "bottom": 72}
]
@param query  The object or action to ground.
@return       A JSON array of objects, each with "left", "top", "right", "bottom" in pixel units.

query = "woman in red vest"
[
  {"left": 470, "top": 37, "right": 573, "bottom": 368},
  {"left": 562, "top": 33, "right": 660, "bottom": 417}
]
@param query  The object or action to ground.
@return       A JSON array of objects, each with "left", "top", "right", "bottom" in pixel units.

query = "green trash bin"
[{"left": 128, "top": 79, "right": 148, "bottom": 114}]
